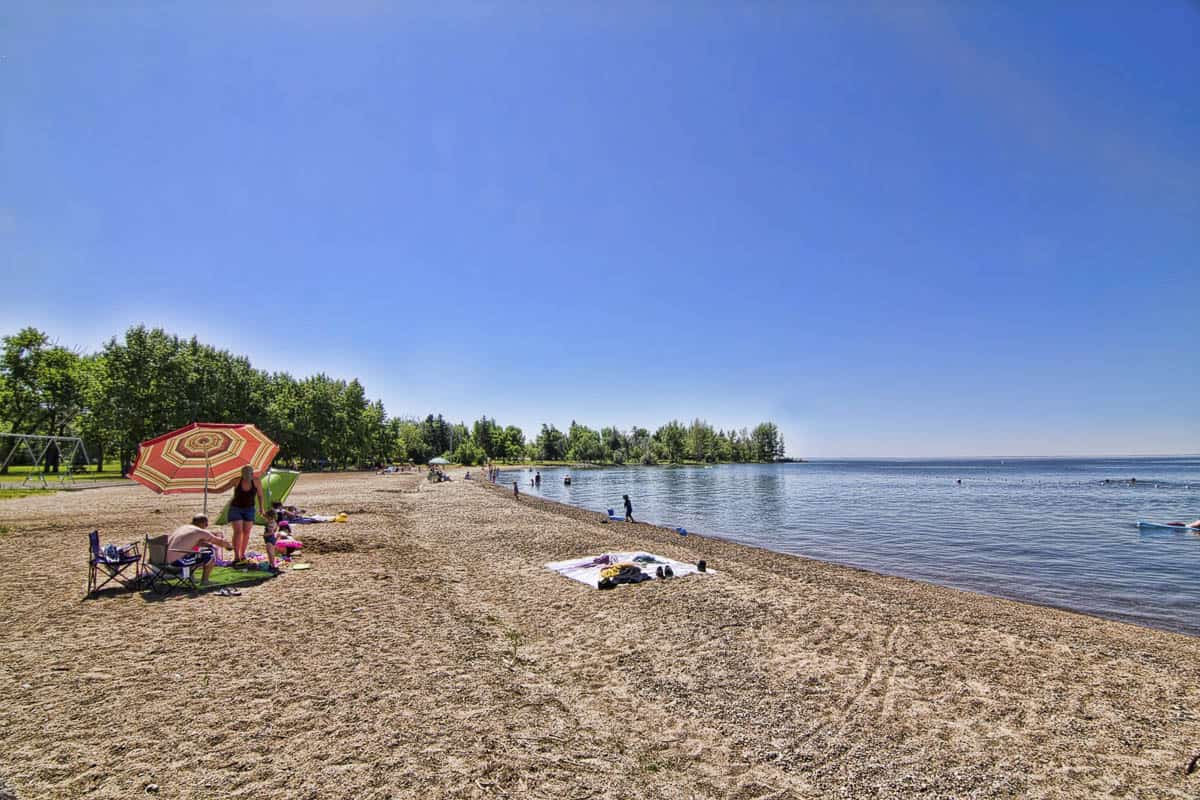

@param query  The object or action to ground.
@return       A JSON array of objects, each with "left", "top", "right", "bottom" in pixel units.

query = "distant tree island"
[{"left": 0, "top": 325, "right": 791, "bottom": 471}]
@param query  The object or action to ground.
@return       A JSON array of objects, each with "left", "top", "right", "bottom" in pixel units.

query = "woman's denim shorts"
[{"left": 228, "top": 505, "right": 257, "bottom": 523}]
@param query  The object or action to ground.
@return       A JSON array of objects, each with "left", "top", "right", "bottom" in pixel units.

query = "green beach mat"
[
  {"left": 141, "top": 566, "right": 278, "bottom": 598},
  {"left": 215, "top": 468, "right": 300, "bottom": 525}
]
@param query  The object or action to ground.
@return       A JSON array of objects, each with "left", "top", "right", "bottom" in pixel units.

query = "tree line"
[{"left": 0, "top": 326, "right": 786, "bottom": 472}]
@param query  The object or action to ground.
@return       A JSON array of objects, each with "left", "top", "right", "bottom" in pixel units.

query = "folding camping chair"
[
  {"left": 87, "top": 530, "right": 142, "bottom": 597},
  {"left": 142, "top": 535, "right": 205, "bottom": 595}
]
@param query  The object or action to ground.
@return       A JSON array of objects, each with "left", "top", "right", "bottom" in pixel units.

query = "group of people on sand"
[{"left": 162, "top": 466, "right": 302, "bottom": 584}]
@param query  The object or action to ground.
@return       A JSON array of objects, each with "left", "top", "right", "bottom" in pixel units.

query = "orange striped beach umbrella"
[{"left": 130, "top": 422, "right": 278, "bottom": 515}]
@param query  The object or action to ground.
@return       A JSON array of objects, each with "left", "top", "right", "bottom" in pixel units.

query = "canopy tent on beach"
[
  {"left": 429, "top": 457, "right": 449, "bottom": 465},
  {"left": 129, "top": 422, "right": 279, "bottom": 515},
  {"left": 214, "top": 468, "right": 300, "bottom": 526}
]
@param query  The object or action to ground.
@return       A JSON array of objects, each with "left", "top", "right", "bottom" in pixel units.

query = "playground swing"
[{"left": 0, "top": 433, "right": 90, "bottom": 488}]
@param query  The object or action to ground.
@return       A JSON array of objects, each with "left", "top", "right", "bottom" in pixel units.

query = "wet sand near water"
[{"left": 1, "top": 470, "right": 1199, "bottom": 799}]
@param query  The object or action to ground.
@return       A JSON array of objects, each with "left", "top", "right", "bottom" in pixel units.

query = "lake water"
[{"left": 498, "top": 457, "right": 1200, "bottom": 636}]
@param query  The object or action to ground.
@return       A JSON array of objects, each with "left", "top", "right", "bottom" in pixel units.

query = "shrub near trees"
[{"left": 0, "top": 326, "right": 787, "bottom": 472}]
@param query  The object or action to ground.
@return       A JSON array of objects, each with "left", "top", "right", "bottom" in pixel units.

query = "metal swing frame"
[{"left": 0, "top": 433, "right": 91, "bottom": 488}]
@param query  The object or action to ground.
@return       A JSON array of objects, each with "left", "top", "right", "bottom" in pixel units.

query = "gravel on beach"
[{"left": 1, "top": 470, "right": 1198, "bottom": 799}]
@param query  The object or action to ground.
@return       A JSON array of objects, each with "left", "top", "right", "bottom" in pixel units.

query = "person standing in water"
[{"left": 623, "top": 494, "right": 634, "bottom": 522}]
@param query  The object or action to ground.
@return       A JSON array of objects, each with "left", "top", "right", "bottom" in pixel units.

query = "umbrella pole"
[{"left": 203, "top": 454, "right": 210, "bottom": 517}]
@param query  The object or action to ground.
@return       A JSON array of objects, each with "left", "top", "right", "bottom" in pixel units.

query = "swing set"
[{"left": 0, "top": 433, "right": 91, "bottom": 488}]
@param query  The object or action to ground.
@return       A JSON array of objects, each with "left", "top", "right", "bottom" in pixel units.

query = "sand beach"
[{"left": 1, "top": 469, "right": 1199, "bottom": 799}]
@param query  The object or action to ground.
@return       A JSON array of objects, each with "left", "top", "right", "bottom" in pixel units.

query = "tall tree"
[
  {"left": 566, "top": 421, "right": 604, "bottom": 462},
  {"left": 536, "top": 424, "right": 567, "bottom": 461},
  {"left": 653, "top": 420, "right": 687, "bottom": 463},
  {"left": 751, "top": 422, "right": 783, "bottom": 461}
]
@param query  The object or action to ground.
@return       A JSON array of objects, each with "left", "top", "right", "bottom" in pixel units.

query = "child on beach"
[
  {"left": 262, "top": 509, "right": 281, "bottom": 574},
  {"left": 274, "top": 501, "right": 305, "bottom": 523}
]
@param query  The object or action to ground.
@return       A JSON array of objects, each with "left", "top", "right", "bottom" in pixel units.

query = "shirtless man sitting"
[{"left": 165, "top": 515, "right": 232, "bottom": 585}]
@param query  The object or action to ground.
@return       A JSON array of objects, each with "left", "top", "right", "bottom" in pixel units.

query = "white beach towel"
[{"left": 545, "top": 552, "right": 712, "bottom": 588}]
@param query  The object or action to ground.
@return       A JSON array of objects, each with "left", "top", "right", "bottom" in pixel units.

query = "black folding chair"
[
  {"left": 142, "top": 535, "right": 205, "bottom": 595},
  {"left": 87, "top": 530, "right": 142, "bottom": 597}
]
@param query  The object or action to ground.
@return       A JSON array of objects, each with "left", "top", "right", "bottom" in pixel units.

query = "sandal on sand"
[{"left": 217, "top": 588, "right": 241, "bottom": 597}]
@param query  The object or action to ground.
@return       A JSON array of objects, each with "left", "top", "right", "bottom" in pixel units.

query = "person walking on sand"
[
  {"left": 219, "top": 465, "right": 264, "bottom": 565},
  {"left": 513, "top": 481, "right": 520, "bottom": 498},
  {"left": 623, "top": 494, "right": 634, "bottom": 523}
]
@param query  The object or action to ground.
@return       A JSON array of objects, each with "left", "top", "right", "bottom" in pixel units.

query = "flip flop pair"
[{"left": 217, "top": 588, "right": 241, "bottom": 597}]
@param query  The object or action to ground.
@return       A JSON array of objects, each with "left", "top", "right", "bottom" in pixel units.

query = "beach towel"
[
  {"left": 544, "top": 552, "right": 712, "bottom": 589},
  {"left": 288, "top": 512, "right": 347, "bottom": 524}
]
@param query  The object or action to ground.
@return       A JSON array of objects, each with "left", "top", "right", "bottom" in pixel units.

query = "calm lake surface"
[{"left": 498, "top": 457, "right": 1200, "bottom": 635}]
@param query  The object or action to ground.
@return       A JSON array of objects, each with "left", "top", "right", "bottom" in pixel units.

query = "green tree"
[
  {"left": 653, "top": 420, "right": 687, "bottom": 463},
  {"left": 0, "top": 328, "right": 50, "bottom": 441},
  {"left": 601, "top": 426, "right": 628, "bottom": 464},
  {"left": 536, "top": 424, "right": 566, "bottom": 460},
  {"left": 751, "top": 422, "right": 783, "bottom": 461},
  {"left": 0, "top": 328, "right": 91, "bottom": 471},
  {"left": 451, "top": 438, "right": 487, "bottom": 465},
  {"left": 93, "top": 326, "right": 193, "bottom": 472},
  {"left": 420, "top": 415, "right": 450, "bottom": 457},
  {"left": 686, "top": 418, "right": 717, "bottom": 463},
  {"left": 566, "top": 421, "right": 604, "bottom": 462},
  {"left": 502, "top": 425, "right": 526, "bottom": 461},
  {"left": 397, "top": 419, "right": 431, "bottom": 464},
  {"left": 76, "top": 354, "right": 116, "bottom": 470},
  {"left": 472, "top": 416, "right": 502, "bottom": 459}
]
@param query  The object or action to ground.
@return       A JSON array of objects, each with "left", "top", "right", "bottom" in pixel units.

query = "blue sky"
[{"left": 3, "top": 1, "right": 1198, "bottom": 457}]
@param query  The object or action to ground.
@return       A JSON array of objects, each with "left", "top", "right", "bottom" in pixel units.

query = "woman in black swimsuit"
[{"left": 222, "top": 465, "right": 264, "bottom": 564}]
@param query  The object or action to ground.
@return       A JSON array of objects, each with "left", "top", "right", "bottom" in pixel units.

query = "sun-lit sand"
[{"left": 1, "top": 470, "right": 1199, "bottom": 799}]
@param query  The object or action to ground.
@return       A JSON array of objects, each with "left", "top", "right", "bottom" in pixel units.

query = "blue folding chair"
[{"left": 87, "top": 530, "right": 142, "bottom": 597}]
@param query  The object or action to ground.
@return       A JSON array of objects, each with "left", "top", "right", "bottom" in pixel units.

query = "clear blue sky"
[{"left": 3, "top": 2, "right": 1198, "bottom": 457}]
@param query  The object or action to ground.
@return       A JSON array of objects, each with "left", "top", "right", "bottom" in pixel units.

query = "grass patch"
[
  {"left": 1, "top": 461, "right": 128, "bottom": 483},
  {"left": 0, "top": 488, "right": 54, "bottom": 501},
  {"left": 142, "top": 566, "right": 276, "bottom": 598},
  {"left": 201, "top": 566, "right": 278, "bottom": 588}
]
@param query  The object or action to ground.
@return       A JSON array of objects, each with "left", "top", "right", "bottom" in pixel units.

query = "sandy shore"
[{"left": 1, "top": 470, "right": 1199, "bottom": 799}]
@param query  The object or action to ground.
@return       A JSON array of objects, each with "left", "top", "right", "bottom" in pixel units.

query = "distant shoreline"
[{"left": 490, "top": 458, "right": 806, "bottom": 469}]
